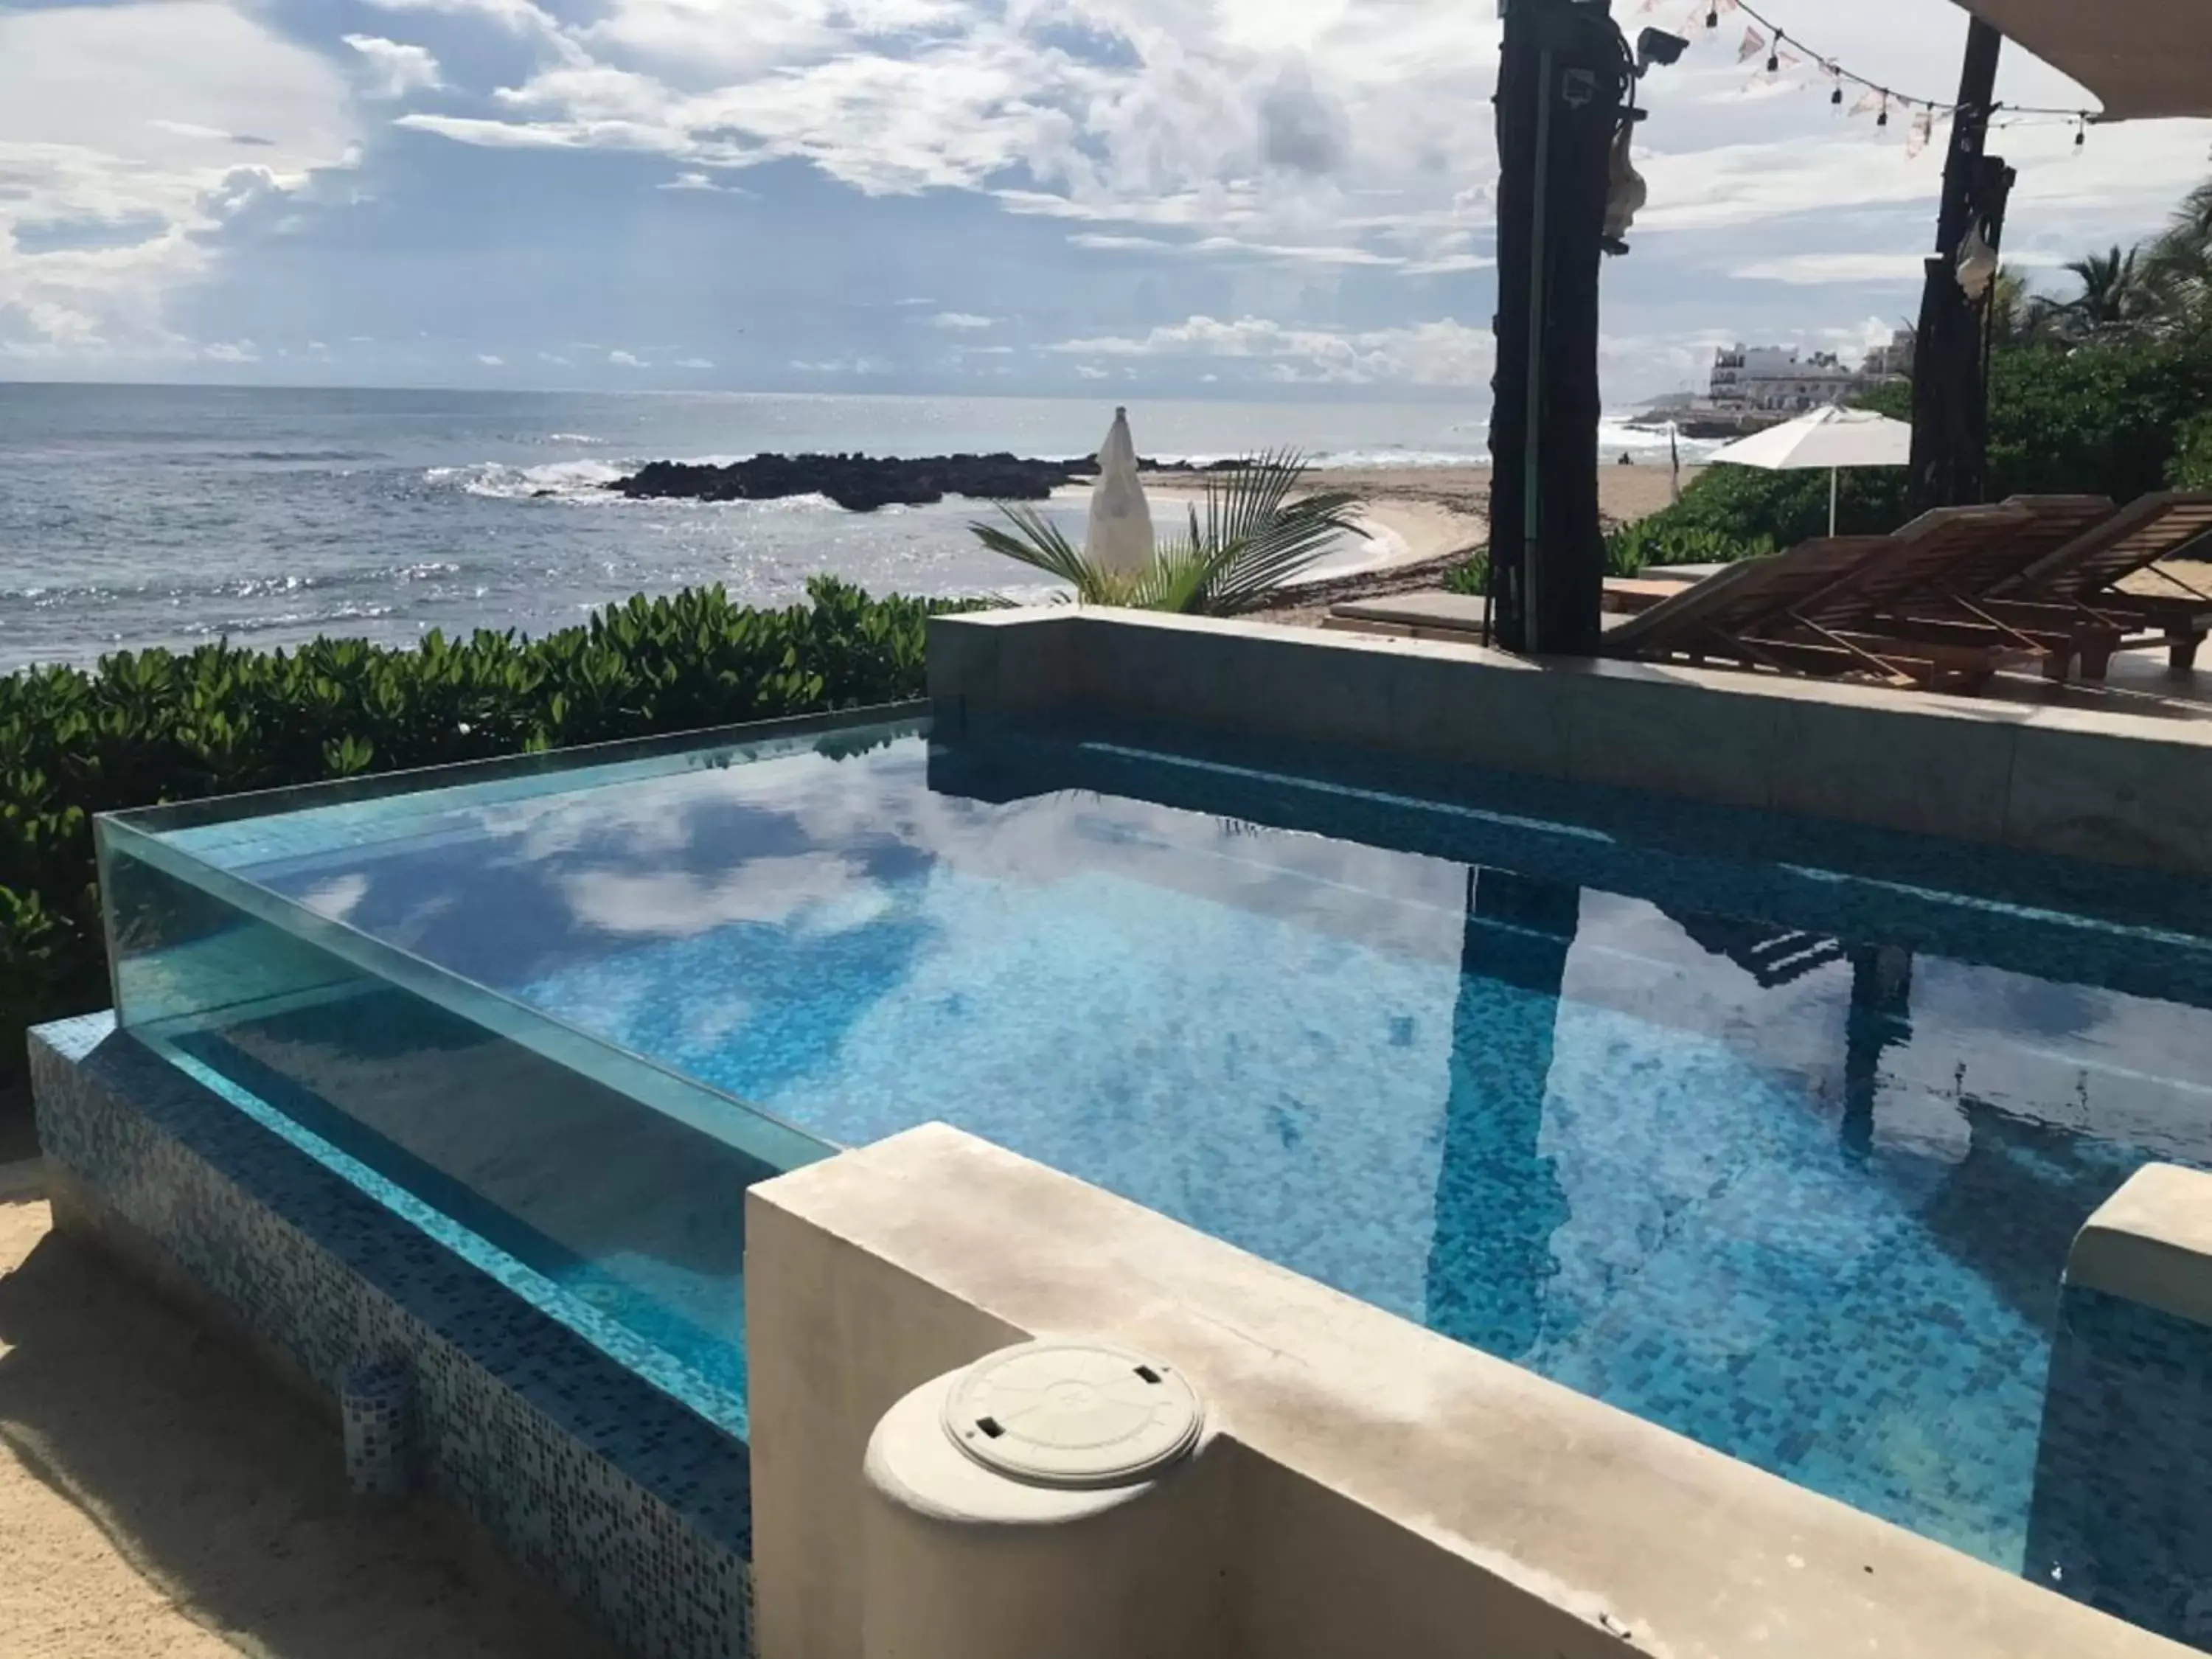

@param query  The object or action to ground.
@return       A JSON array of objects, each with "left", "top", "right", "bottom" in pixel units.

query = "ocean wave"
[
  {"left": 428, "top": 459, "right": 631, "bottom": 502},
  {"left": 179, "top": 602, "right": 400, "bottom": 636},
  {"left": 546, "top": 433, "right": 608, "bottom": 445},
  {"left": 0, "top": 558, "right": 470, "bottom": 609},
  {"left": 422, "top": 459, "right": 871, "bottom": 512},
  {"left": 1303, "top": 448, "right": 1488, "bottom": 470},
  {"left": 735, "top": 491, "right": 842, "bottom": 514},
  {"left": 185, "top": 448, "right": 385, "bottom": 463}
]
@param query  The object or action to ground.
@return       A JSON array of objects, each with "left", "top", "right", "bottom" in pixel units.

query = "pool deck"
[
  {"left": 748, "top": 1124, "right": 2202, "bottom": 1659},
  {"left": 929, "top": 607, "right": 2212, "bottom": 874}
]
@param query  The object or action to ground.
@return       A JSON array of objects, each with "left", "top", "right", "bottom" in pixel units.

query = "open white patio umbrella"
[
  {"left": 1085, "top": 407, "right": 1155, "bottom": 577},
  {"left": 1705, "top": 406, "right": 1913, "bottom": 538}
]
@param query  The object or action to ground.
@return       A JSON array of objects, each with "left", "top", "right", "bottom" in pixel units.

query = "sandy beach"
[{"left": 1145, "top": 462, "right": 1701, "bottom": 596}]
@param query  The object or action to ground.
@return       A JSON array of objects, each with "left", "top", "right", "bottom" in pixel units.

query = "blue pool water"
[{"left": 120, "top": 714, "right": 2212, "bottom": 1588}]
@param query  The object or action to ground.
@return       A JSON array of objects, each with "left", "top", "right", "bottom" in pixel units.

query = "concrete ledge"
[
  {"left": 746, "top": 1123, "right": 2183, "bottom": 1659},
  {"left": 928, "top": 608, "right": 2212, "bottom": 873},
  {"left": 2068, "top": 1164, "right": 2212, "bottom": 1329}
]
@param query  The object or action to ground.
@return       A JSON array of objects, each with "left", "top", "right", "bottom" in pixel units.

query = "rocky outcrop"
[{"left": 608, "top": 452, "right": 1239, "bottom": 513}]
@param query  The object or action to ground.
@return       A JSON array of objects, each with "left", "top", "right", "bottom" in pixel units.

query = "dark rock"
[{"left": 606, "top": 451, "right": 1246, "bottom": 513}]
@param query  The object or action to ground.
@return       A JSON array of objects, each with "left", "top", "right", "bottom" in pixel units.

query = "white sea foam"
[
  {"left": 1304, "top": 448, "right": 1489, "bottom": 470},
  {"left": 429, "top": 459, "right": 631, "bottom": 502}
]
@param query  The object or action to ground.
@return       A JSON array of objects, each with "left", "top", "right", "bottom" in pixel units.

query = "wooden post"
[
  {"left": 1488, "top": 0, "right": 1630, "bottom": 655},
  {"left": 1908, "top": 19, "right": 2008, "bottom": 512}
]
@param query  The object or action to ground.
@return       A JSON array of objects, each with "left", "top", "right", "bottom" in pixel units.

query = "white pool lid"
[{"left": 942, "top": 1341, "right": 1203, "bottom": 1490}]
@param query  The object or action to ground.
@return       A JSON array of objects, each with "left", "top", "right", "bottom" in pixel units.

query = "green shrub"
[
  {"left": 2173, "top": 412, "right": 2212, "bottom": 490},
  {"left": 1604, "top": 519, "right": 1774, "bottom": 574},
  {"left": 1444, "top": 548, "right": 1490, "bottom": 597},
  {"left": 1444, "top": 521, "right": 1758, "bottom": 599},
  {"left": 1633, "top": 463, "right": 1915, "bottom": 551},
  {"left": 0, "top": 577, "right": 970, "bottom": 1084}
]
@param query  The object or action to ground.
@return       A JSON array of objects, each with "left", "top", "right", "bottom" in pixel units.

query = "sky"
[{"left": 1, "top": 0, "right": 2209, "bottom": 404}]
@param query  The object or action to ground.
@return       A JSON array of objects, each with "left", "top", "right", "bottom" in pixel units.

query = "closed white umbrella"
[
  {"left": 1085, "top": 407, "right": 1155, "bottom": 577},
  {"left": 1705, "top": 406, "right": 1913, "bottom": 537}
]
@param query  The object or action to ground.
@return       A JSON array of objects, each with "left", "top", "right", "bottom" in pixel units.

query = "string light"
[{"left": 1706, "top": 0, "right": 2096, "bottom": 133}]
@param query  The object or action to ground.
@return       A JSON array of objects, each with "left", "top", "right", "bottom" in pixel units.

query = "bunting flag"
[{"left": 1672, "top": 0, "right": 2093, "bottom": 157}]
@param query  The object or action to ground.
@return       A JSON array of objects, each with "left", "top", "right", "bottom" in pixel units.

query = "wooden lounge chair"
[
  {"left": 1977, "top": 491, "right": 2212, "bottom": 672},
  {"left": 1848, "top": 496, "right": 2129, "bottom": 683},
  {"left": 1324, "top": 592, "right": 1493, "bottom": 643},
  {"left": 1607, "top": 506, "right": 2042, "bottom": 692},
  {"left": 1890, "top": 495, "right": 2118, "bottom": 606}
]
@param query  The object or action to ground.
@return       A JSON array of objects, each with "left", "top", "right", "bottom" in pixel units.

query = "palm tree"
[
  {"left": 2140, "top": 177, "right": 2212, "bottom": 336},
  {"left": 2055, "top": 244, "right": 2147, "bottom": 338},
  {"left": 970, "top": 452, "right": 1363, "bottom": 617},
  {"left": 1987, "top": 268, "right": 2039, "bottom": 346}
]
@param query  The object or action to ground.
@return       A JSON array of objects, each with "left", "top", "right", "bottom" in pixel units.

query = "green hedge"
[
  {"left": 1444, "top": 519, "right": 1770, "bottom": 599},
  {"left": 1, "top": 577, "right": 967, "bottom": 1084}
]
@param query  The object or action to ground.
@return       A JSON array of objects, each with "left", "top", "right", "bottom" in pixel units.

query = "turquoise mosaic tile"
[{"left": 28, "top": 1012, "right": 755, "bottom": 1659}]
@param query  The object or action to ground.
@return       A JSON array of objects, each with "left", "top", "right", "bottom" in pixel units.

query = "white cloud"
[
  {"left": 386, "top": 0, "right": 2211, "bottom": 312},
  {"left": 14, "top": 0, "right": 2212, "bottom": 392},
  {"left": 0, "top": 1, "right": 358, "bottom": 362},
  {"left": 1402, "top": 252, "right": 1496, "bottom": 276},
  {"left": 362, "top": 0, "right": 571, "bottom": 44},
  {"left": 1067, "top": 230, "right": 1412, "bottom": 268},
  {"left": 928, "top": 311, "right": 994, "bottom": 330},
  {"left": 343, "top": 35, "right": 442, "bottom": 100},
  {"left": 607, "top": 348, "right": 643, "bottom": 365},
  {"left": 201, "top": 338, "right": 259, "bottom": 361},
  {"left": 675, "top": 355, "right": 714, "bottom": 368},
  {"left": 790, "top": 355, "right": 890, "bottom": 374},
  {"left": 658, "top": 170, "right": 749, "bottom": 193},
  {"left": 477, "top": 352, "right": 504, "bottom": 364},
  {"left": 538, "top": 350, "right": 571, "bottom": 364},
  {"left": 1074, "top": 364, "right": 1110, "bottom": 379},
  {"left": 1048, "top": 313, "right": 1496, "bottom": 387}
]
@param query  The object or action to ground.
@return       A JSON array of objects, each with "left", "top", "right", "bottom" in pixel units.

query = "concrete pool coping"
[
  {"left": 928, "top": 608, "right": 2212, "bottom": 874},
  {"left": 2071, "top": 1165, "right": 2212, "bottom": 1329},
  {"left": 747, "top": 1123, "right": 2194, "bottom": 1659}
]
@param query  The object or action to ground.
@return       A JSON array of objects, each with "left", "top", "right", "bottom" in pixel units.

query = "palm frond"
[
  {"left": 969, "top": 449, "right": 1367, "bottom": 617},
  {"left": 968, "top": 505, "right": 1093, "bottom": 591}
]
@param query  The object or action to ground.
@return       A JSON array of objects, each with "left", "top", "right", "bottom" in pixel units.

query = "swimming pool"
[{"left": 99, "top": 710, "right": 2212, "bottom": 1588}]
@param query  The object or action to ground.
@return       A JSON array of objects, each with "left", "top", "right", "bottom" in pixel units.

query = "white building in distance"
[{"left": 1708, "top": 345, "right": 1858, "bottom": 413}]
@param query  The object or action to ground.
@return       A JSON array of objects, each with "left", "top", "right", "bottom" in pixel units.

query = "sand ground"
[
  {"left": 1150, "top": 462, "right": 1697, "bottom": 578},
  {"left": 0, "top": 1185, "right": 624, "bottom": 1659}
]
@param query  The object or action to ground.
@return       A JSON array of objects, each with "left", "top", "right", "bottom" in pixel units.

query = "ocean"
[{"left": 0, "top": 384, "right": 1688, "bottom": 672}]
